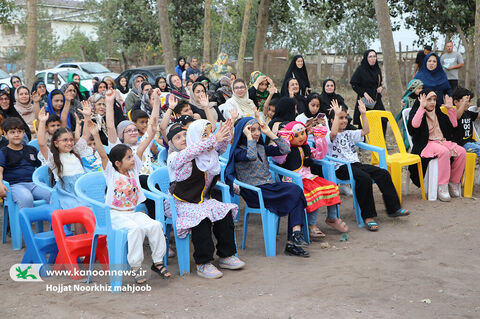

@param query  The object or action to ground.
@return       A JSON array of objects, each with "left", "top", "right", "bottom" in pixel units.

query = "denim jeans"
[
  {"left": 10, "top": 182, "right": 51, "bottom": 209},
  {"left": 463, "top": 142, "right": 480, "bottom": 157},
  {"left": 307, "top": 205, "right": 339, "bottom": 225}
]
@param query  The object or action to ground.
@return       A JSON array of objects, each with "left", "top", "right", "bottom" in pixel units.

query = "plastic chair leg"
[
  {"left": 87, "top": 234, "right": 99, "bottom": 284},
  {"left": 175, "top": 235, "right": 190, "bottom": 276},
  {"left": 264, "top": 211, "right": 278, "bottom": 257},
  {"left": 9, "top": 207, "right": 23, "bottom": 250},
  {"left": 241, "top": 210, "right": 250, "bottom": 250},
  {"left": 2, "top": 207, "right": 8, "bottom": 244},
  {"left": 302, "top": 211, "right": 310, "bottom": 244},
  {"left": 426, "top": 159, "right": 438, "bottom": 201},
  {"left": 389, "top": 163, "right": 403, "bottom": 204},
  {"left": 352, "top": 192, "right": 365, "bottom": 228},
  {"left": 463, "top": 153, "right": 477, "bottom": 198},
  {"left": 416, "top": 162, "right": 427, "bottom": 200},
  {"left": 108, "top": 231, "right": 128, "bottom": 293}
]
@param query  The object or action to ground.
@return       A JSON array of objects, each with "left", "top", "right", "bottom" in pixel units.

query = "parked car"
[
  {"left": 55, "top": 62, "right": 119, "bottom": 80},
  {"left": 115, "top": 65, "right": 166, "bottom": 88},
  {"left": 35, "top": 68, "right": 93, "bottom": 92},
  {"left": 0, "top": 69, "right": 12, "bottom": 88}
]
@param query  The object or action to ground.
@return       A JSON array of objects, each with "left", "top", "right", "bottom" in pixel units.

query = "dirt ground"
[{"left": 1, "top": 179, "right": 480, "bottom": 319}]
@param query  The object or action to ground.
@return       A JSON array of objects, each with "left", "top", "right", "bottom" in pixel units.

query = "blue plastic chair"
[
  {"left": 32, "top": 165, "right": 61, "bottom": 209},
  {"left": 28, "top": 139, "right": 40, "bottom": 151},
  {"left": 322, "top": 142, "right": 387, "bottom": 228},
  {"left": 19, "top": 205, "right": 72, "bottom": 275},
  {"left": 2, "top": 180, "right": 48, "bottom": 250},
  {"left": 74, "top": 172, "right": 166, "bottom": 292},
  {"left": 147, "top": 166, "right": 235, "bottom": 275}
]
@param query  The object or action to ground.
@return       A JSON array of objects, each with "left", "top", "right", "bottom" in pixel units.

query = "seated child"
[
  {"left": 45, "top": 114, "right": 61, "bottom": 148},
  {"left": 451, "top": 87, "right": 480, "bottom": 158},
  {"left": 167, "top": 119, "right": 244, "bottom": 279},
  {"left": 328, "top": 99, "right": 410, "bottom": 231},
  {"left": 225, "top": 117, "right": 310, "bottom": 257},
  {"left": 0, "top": 117, "right": 50, "bottom": 208},
  {"left": 87, "top": 119, "right": 170, "bottom": 283},
  {"left": 407, "top": 90, "right": 466, "bottom": 201},
  {"left": 274, "top": 121, "right": 345, "bottom": 238}
]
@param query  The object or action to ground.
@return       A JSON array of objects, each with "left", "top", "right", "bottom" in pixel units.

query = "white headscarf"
[
  {"left": 186, "top": 119, "right": 221, "bottom": 175},
  {"left": 227, "top": 80, "right": 256, "bottom": 117}
]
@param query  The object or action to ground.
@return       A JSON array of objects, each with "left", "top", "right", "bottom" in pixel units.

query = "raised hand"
[
  {"left": 242, "top": 124, "right": 253, "bottom": 139},
  {"left": 357, "top": 98, "right": 367, "bottom": 114},
  {"left": 215, "top": 121, "right": 230, "bottom": 143},
  {"left": 80, "top": 100, "right": 92, "bottom": 118},
  {"left": 198, "top": 92, "right": 209, "bottom": 108},
  {"left": 330, "top": 99, "right": 341, "bottom": 116},
  {"left": 259, "top": 121, "right": 272, "bottom": 135},
  {"left": 168, "top": 94, "right": 178, "bottom": 110},
  {"left": 32, "top": 91, "right": 41, "bottom": 103},
  {"left": 268, "top": 84, "right": 277, "bottom": 95},
  {"left": 147, "top": 116, "right": 158, "bottom": 136},
  {"left": 86, "top": 119, "right": 99, "bottom": 136},
  {"left": 444, "top": 95, "right": 453, "bottom": 109},
  {"left": 105, "top": 89, "right": 115, "bottom": 106},
  {"left": 38, "top": 108, "right": 49, "bottom": 122},
  {"left": 418, "top": 93, "right": 427, "bottom": 109},
  {"left": 229, "top": 108, "right": 239, "bottom": 121}
]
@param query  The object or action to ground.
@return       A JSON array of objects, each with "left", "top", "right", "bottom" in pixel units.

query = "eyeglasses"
[
  {"left": 233, "top": 86, "right": 246, "bottom": 90},
  {"left": 58, "top": 138, "right": 74, "bottom": 143},
  {"left": 124, "top": 129, "right": 138, "bottom": 135}
]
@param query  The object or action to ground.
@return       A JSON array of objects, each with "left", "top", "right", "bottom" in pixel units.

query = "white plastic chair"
[{"left": 402, "top": 108, "right": 439, "bottom": 201}]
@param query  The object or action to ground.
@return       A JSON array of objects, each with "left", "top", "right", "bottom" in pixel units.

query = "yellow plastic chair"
[
  {"left": 33, "top": 119, "right": 38, "bottom": 134},
  {"left": 127, "top": 109, "right": 132, "bottom": 121},
  {"left": 440, "top": 106, "right": 477, "bottom": 198},
  {"left": 363, "top": 110, "right": 426, "bottom": 203}
]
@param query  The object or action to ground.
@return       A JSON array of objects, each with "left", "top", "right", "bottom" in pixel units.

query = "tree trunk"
[
  {"left": 156, "top": 0, "right": 176, "bottom": 74},
  {"left": 373, "top": 0, "right": 403, "bottom": 115},
  {"left": 456, "top": 23, "right": 471, "bottom": 89},
  {"left": 475, "top": 0, "right": 480, "bottom": 97},
  {"left": 203, "top": 0, "right": 211, "bottom": 64},
  {"left": 24, "top": 0, "right": 38, "bottom": 89},
  {"left": 121, "top": 51, "right": 129, "bottom": 70},
  {"left": 237, "top": 0, "right": 253, "bottom": 79},
  {"left": 253, "top": 0, "right": 271, "bottom": 71}
]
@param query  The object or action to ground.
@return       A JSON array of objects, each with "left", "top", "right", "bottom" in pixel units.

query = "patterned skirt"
[{"left": 302, "top": 176, "right": 341, "bottom": 213}]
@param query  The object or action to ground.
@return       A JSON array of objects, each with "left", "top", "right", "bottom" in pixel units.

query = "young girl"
[
  {"left": 37, "top": 108, "right": 93, "bottom": 234},
  {"left": 274, "top": 121, "right": 345, "bottom": 238},
  {"left": 225, "top": 117, "right": 310, "bottom": 257},
  {"left": 407, "top": 90, "right": 466, "bottom": 201},
  {"left": 87, "top": 118, "right": 170, "bottom": 283},
  {"left": 167, "top": 119, "right": 244, "bottom": 279},
  {"left": 328, "top": 100, "right": 410, "bottom": 231}
]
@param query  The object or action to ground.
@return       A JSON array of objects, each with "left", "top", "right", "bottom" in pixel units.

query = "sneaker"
[
  {"left": 339, "top": 184, "right": 353, "bottom": 196},
  {"left": 290, "top": 230, "right": 308, "bottom": 247},
  {"left": 448, "top": 183, "right": 461, "bottom": 198},
  {"left": 196, "top": 263, "right": 223, "bottom": 279},
  {"left": 438, "top": 184, "right": 451, "bottom": 202},
  {"left": 285, "top": 243, "right": 310, "bottom": 257},
  {"left": 218, "top": 256, "right": 246, "bottom": 270}
]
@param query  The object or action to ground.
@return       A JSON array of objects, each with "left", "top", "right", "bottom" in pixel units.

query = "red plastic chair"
[{"left": 52, "top": 207, "right": 109, "bottom": 280}]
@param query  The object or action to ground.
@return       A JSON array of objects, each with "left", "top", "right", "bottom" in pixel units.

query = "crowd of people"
[{"left": 0, "top": 47, "right": 477, "bottom": 283}]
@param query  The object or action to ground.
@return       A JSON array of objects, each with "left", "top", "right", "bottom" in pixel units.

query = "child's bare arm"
[
  {"left": 105, "top": 89, "right": 118, "bottom": 143},
  {"left": 86, "top": 120, "right": 109, "bottom": 170},
  {"left": 329, "top": 99, "right": 342, "bottom": 141},
  {"left": 358, "top": 99, "right": 369, "bottom": 137},
  {"left": 37, "top": 108, "right": 50, "bottom": 159},
  {"left": 137, "top": 117, "right": 157, "bottom": 159},
  {"left": 0, "top": 167, "right": 8, "bottom": 197}
]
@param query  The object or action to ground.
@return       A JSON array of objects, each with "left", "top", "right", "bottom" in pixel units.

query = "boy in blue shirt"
[{"left": 0, "top": 118, "right": 50, "bottom": 208}]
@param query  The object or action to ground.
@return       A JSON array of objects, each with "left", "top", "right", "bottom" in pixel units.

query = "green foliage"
[
  {"left": 57, "top": 31, "right": 104, "bottom": 61},
  {"left": 0, "top": 0, "right": 15, "bottom": 25},
  {"left": 392, "top": 0, "right": 475, "bottom": 43},
  {"left": 168, "top": 0, "right": 204, "bottom": 57}
]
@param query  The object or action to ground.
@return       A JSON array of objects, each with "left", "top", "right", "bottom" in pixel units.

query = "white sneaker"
[
  {"left": 438, "top": 184, "right": 451, "bottom": 202},
  {"left": 448, "top": 183, "right": 461, "bottom": 198},
  {"left": 339, "top": 184, "right": 353, "bottom": 196}
]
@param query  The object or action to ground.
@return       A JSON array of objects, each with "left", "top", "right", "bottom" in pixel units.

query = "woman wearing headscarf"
[
  {"left": 189, "top": 82, "right": 224, "bottom": 122},
  {"left": 9, "top": 76, "right": 22, "bottom": 103},
  {"left": 413, "top": 53, "right": 451, "bottom": 105},
  {"left": 214, "top": 75, "right": 233, "bottom": 107},
  {"left": 248, "top": 71, "right": 278, "bottom": 114},
  {"left": 124, "top": 74, "right": 146, "bottom": 112},
  {"left": 0, "top": 90, "right": 32, "bottom": 140},
  {"left": 14, "top": 86, "right": 36, "bottom": 134},
  {"left": 350, "top": 49, "right": 384, "bottom": 128},
  {"left": 281, "top": 78, "right": 307, "bottom": 115},
  {"left": 167, "top": 73, "right": 188, "bottom": 97},
  {"left": 59, "top": 82, "right": 83, "bottom": 120},
  {"left": 67, "top": 73, "right": 89, "bottom": 100},
  {"left": 155, "top": 76, "right": 169, "bottom": 92},
  {"left": 219, "top": 79, "right": 256, "bottom": 121},
  {"left": 116, "top": 76, "right": 130, "bottom": 101},
  {"left": 44, "top": 89, "right": 76, "bottom": 130},
  {"left": 175, "top": 57, "right": 186, "bottom": 78},
  {"left": 318, "top": 79, "right": 345, "bottom": 116},
  {"left": 31, "top": 80, "right": 49, "bottom": 109},
  {"left": 281, "top": 55, "right": 311, "bottom": 97}
]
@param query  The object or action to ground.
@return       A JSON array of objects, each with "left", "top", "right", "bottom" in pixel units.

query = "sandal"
[
  {"left": 308, "top": 225, "right": 326, "bottom": 238},
  {"left": 151, "top": 262, "right": 171, "bottom": 279},
  {"left": 366, "top": 221, "right": 379, "bottom": 232},
  {"left": 132, "top": 267, "right": 147, "bottom": 284},
  {"left": 325, "top": 218, "right": 349, "bottom": 233},
  {"left": 388, "top": 208, "right": 410, "bottom": 217}
]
